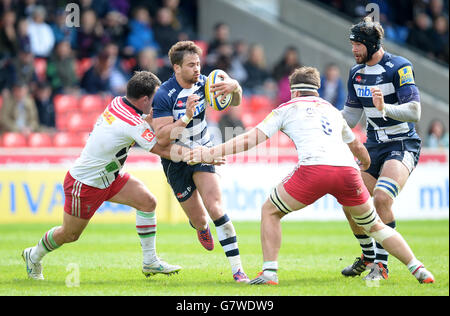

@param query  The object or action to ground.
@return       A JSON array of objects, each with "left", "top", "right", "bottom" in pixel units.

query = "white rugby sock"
[
  {"left": 213, "top": 214, "right": 243, "bottom": 274},
  {"left": 136, "top": 210, "right": 157, "bottom": 265}
]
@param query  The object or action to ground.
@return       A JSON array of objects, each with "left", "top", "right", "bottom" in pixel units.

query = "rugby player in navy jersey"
[
  {"left": 151, "top": 41, "right": 249, "bottom": 283},
  {"left": 341, "top": 17, "right": 423, "bottom": 281}
]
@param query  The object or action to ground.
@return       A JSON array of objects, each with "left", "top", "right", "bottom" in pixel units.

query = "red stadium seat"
[
  {"left": 249, "top": 95, "right": 273, "bottom": 112},
  {"left": 1, "top": 132, "right": 27, "bottom": 147},
  {"left": 53, "top": 132, "right": 84, "bottom": 147},
  {"left": 54, "top": 94, "right": 79, "bottom": 113},
  {"left": 80, "top": 95, "right": 105, "bottom": 113},
  {"left": 28, "top": 132, "right": 53, "bottom": 147},
  {"left": 0, "top": 95, "right": 3, "bottom": 111},
  {"left": 194, "top": 40, "right": 208, "bottom": 58},
  {"left": 75, "top": 58, "right": 93, "bottom": 79},
  {"left": 67, "top": 113, "right": 93, "bottom": 132},
  {"left": 34, "top": 58, "right": 47, "bottom": 82}
]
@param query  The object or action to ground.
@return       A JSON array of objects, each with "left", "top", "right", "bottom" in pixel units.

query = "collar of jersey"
[{"left": 122, "top": 97, "right": 143, "bottom": 115}]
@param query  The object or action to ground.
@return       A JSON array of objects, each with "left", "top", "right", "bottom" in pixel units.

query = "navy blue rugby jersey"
[
  {"left": 346, "top": 52, "right": 421, "bottom": 144},
  {"left": 152, "top": 74, "right": 213, "bottom": 150}
]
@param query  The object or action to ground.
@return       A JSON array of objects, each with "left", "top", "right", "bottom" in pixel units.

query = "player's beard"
[{"left": 354, "top": 51, "right": 369, "bottom": 64}]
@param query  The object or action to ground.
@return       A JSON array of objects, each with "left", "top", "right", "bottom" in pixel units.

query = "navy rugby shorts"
[
  {"left": 161, "top": 159, "right": 215, "bottom": 202},
  {"left": 364, "top": 138, "right": 421, "bottom": 179}
]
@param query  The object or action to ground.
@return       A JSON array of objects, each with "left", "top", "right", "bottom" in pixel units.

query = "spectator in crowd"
[
  {"left": 428, "top": 0, "right": 448, "bottom": 21},
  {"left": 27, "top": 5, "right": 55, "bottom": 58},
  {"left": 218, "top": 106, "right": 245, "bottom": 143},
  {"left": 104, "top": 42, "right": 129, "bottom": 96},
  {"left": 153, "top": 7, "right": 181, "bottom": 56},
  {"left": 126, "top": 6, "right": 159, "bottom": 55},
  {"left": 79, "top": 0, "right": 110, "bottom": 19},
  {"left": 407, "top": 12, "right": 435, "bottom": 57},
  {"left": 228, "top": 39, "right": 249, "bottom": 84},
  {"left": 430, "top": 15, "right": 449, "bottom": 63},
  {"left": 46, "top": 40, "right": 78, "bottom": 94},
  {"left": 426, "top": 119, "right": 449, "bottom": 148},
  {"left": 34, "top": 82, "right": 55, "bottom": 129},
  {"left": 0, "top": 81, "right": 40, "bottom": 134},
  {"left": 103, "top": 10, "right": 129, "bottom": 54},
  {"left": 318, "top": 63, "right": 346, "bottom": 110},
  {"left": 272, "top": 46, "right": 301, "bottom": 104},
  {"left": 204, "top": 42, "right": 234, "bottom": 75},
  {"left": 72, "top": 9, "right": 107, "bottom": 59},
  {"left": 11, "top": 42, "right": 39, "bottom": 91},
  {"left": 132, "top": 47, "right": 160, "bottom": 75},
  {"left": 163, "top": 0, "right": 195, "bottom": 40},
  {"left": 50, "top": 8, "right": 75, "bottom": 44},
  {"left": 80, "top": 49, "right": 113, "bottom": 95},
  {"left": 242, "top": 44, "right": 274, "bottom": 96},
  {"left": 208, "top": 22, "right": 230, "bottom": 55},
  {"left": 0, "top": 10, "right": 18, "bottom": 59},
  {"left": 381, "top": 13, "right": 409, "bottom": 45}
]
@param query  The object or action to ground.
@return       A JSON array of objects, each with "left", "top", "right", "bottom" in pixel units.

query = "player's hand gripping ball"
[{"left": 205, "top": 69, "right": 233, "bottom": 111}]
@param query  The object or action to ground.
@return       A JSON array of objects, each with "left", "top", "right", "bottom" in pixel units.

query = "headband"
[{"left": 290, "top": 83, "right": 319, "bottom": 92}]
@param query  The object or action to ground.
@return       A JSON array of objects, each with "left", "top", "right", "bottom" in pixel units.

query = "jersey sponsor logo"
[
  {"left": 398, "top": 66, "right": 414, "bottom": 86},
  {"left": 263, "top": 112, "right": 274, "bottom": 123},
  {"left": 176, "top": 100, "right": 184, "bottom": 108},
  {"left": 141, "top": 129, "right": 156, "bottom": 142},
  {"left": 356, "top": 86, "right": 373, "bottom": 97},
  {"left": 103, "top": 110, "right": 116, "bottom": 125}
]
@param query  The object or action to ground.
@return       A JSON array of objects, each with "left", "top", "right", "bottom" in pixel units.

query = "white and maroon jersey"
[
  {"left": 69, "top": 96, "right": 157, "bottom": 189},
  {"left": 257, "top": 96, "right": 358, "bottom": 169}
]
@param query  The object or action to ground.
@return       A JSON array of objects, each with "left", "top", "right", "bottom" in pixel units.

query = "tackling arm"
[
  {"left": 383, "top": 101, "right": 421, "bottom": 122},
  {"left": 185, "top": 128, "right": 268, "bottom": 164},
  {"left": 213, "top": 127, "right": 268, "bottom": 157},
  {"left": 341, "top": 106, "right": 364, "bottom": 128},
  {"left": 347, "top": 138, "right": 371, "bottom": 171}
]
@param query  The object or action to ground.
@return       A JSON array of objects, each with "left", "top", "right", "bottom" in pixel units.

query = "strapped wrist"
[{"left": 181, "top": 114, "right": 192, "bottom": 125}]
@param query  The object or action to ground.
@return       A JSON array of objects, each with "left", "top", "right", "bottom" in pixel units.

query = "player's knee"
[
  {"left": 351, "top": 208, "right": 379, "bottom": 235},
  {"left": 140, "top": 193, "right": 157, "bottom": 213},
  {"left": 204, "top": 199, "right": 223, "bottom": 218},
  {"left": 262, "top": 199, "right": 284, "bottom": 218},
  {"left": 373, "top": 190, "right": 392, "bottom": 211}
]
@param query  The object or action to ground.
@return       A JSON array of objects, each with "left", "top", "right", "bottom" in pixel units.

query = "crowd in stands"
[
  {"left": 0, "top": 0, "right": 447, "bottom": 149},
  {"left": 315, "top": 0, "right": 449, "bottom": 64}
]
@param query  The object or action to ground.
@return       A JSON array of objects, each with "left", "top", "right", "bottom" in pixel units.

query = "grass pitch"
[{"left": 0, "top": 220, "right": 448, "bottom": 296}]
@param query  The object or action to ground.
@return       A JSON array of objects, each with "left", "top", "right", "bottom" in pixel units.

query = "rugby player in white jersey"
[
  {"left": 151, "top": 41, "right": 249, "bottom": 283},
  {"left": 186, "top": 67, "right": 434, "bottom": 285},
  {"left": 341, "top": 17, "right": 424, "bottom": 281},
  {"left": 21, "top": 71, "right": 205, "bottom": 280}
]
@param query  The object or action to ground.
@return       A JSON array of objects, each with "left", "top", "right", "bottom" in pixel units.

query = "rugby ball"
[{"left": 205, "top": 69, "right": 233, "bottom": 111}]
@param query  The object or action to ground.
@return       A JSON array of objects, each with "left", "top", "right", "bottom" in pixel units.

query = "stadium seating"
[
  {"left": 66, "top": 112, "right": 94, "bottom": 132},
  {"left": 1, "top": 132, "right": 27, "bottom": 147},
  {"left": 75, "top": 58, "right": 93, "bottom": 79},
  {"left": 79, "top": 95, "right": 105, "bottom": 113},
  {"left": 34, "top": 58, "right": 47, "bottom": 82},
  {"left": 249, "top": 95, "right": 273, "bottom": 112},
  {"left": 27, "top": 132, "right": 53, "bottom": 147},
  {"left": 54, "top": 94, "right": 79, "bottom": 113},
  {"left": 53, "top": 132, "right": 84, "bottom": 147},
  {"left": 193, "top": 40, "right": 209, "bottom": 59}
]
